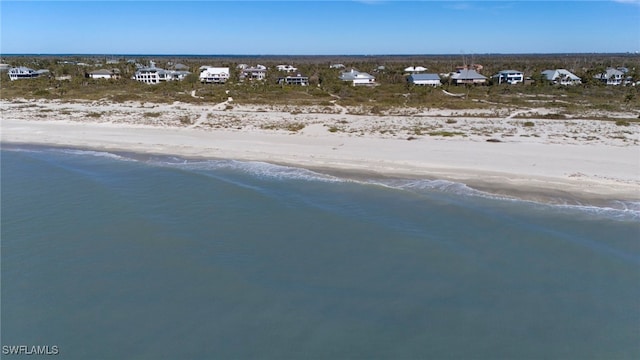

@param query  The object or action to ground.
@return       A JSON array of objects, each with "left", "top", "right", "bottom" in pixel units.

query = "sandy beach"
[{"left": 1, "top": 98, "right": 639, "bottom": 203}]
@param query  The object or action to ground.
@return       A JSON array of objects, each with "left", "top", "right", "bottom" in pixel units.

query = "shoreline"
[
  {"left": 3, "top": 141, "right": 638, "bottom": 212},
  {"left": 2, "top": 99, "right": 639, "bottom": 206}
]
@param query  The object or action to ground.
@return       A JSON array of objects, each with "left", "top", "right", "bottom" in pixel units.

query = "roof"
[
  {"left": 281, "top": 74, "right": 308, "bottom": 78},
  {"left": 137, "top": 67, "right": 164, "bottom": 73},
  {"left": 243, "top": 67, "right": 267, "bottom": 73},
  {"left": 409, "top": 73, "right": 440, "bottom": 81},
  {"left": 405, "top": 66, "right": 427, "bottom": 72},
  {"left": 598, "top": 68, "right": 624, "bottom": 79},
  {"left": 90, "top": 69, "right": 114, "bottom": 75},
  {"left": 452, "top": 69, "right": 487, "bottom": 80},
  {"left": 496, "top": 70, "right": 523, "bottom": 74},
  {"left": 542, "top": 69, "right": 581, "bottom": 81},
  {"left": 340, "top": 70, "right": 375, "bottom": 81},
  {"left": 9, "top": 66, "right": 35, "bottom": 73},
  {"left": 200, "top": 67, "right": 230, "bottom": 74}
]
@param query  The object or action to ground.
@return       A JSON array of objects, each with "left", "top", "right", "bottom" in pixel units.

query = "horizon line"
[{"left": 2, "top": 52, "right": 639, "bottom": 57}]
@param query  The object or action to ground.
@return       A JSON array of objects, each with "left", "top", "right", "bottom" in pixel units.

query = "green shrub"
[
  {"left": 428, "top": 131, "right": 465, "bottom": 137},
  {"left": 286, "top": 123, "right": 305, "bottom": 132},
  {"left": 33, "top": 89, "right": 50, "bottom": 97}
]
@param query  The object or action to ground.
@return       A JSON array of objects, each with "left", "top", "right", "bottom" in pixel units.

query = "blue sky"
[{"left": 1, "top": 1, "right": 639, "bottom": 55}]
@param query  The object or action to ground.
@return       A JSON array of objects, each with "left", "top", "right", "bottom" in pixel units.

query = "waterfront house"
[
  {"left": 408, "top": 73, "right": 441, "bottom": 86},
  {"left": 339, "top": 69, "right": 376, "bottom": 86},
  {"left": 89, "top": 69, "right": 120, "bottom": 80},
  {"left": 594, "top": 68, "right": 624, "bottom": 85},
  {"left": 276, "top": 65, "right": 297, "bottom": 72},
  {"left": 133, "top": 61, "right": 190, "bottom": 84},
  {"left": 404, "top": 66, "right": 428, "bottom": 73},
  {"left": 451, "top": 69, "right": 487, "bottom": 85},
  {"left": 492, "top": 70, "right": 524, "bottom": 85},
  {"left": 541, "top": 69, "right": 581, "bottom": 85},
  {"left": 240, "top": 66, "right": 267, "bottom": 81},
  {"left": 199, "top": 66, "right": 230, "bottom": 84},
  {"left": 8, "top": 67, "right": 49, "bottom": 80},
  {"left": 277, "top": 74, "right": 309, "bottom": 86}
]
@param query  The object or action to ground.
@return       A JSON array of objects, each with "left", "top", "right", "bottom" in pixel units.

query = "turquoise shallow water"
[{"left": 2, "top": 145, "right": 639, "bottom": 359}]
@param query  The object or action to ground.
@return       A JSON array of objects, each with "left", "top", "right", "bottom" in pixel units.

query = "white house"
[
  {"left": 133, "top": 61, "right": 190, "bottom": 84},
  {"left": 277, "top": 74, "right": 309, "bottom": 86},
  {"left": 451, "top": 69, "right": 487, "bottom": 85},
  {"left": 541, "top": 69, "right": 581, "bottom": 85},
  {"left": 404, "top": 66, "right": 427, "bottom": 73},
  {"left": 8, "top": 67, "right": 49, "bottom": 80},
  {"left": 276, "top": 65, "right": 297, "bottom": 72},
  {"left": 89, "top": 69, "right": 119, "bottom": 79},
  {"left": 408, "top": 73, "right": 441, "bottom": 86},
  {"left": 493, "top": 70, "right": 524, "bottom": 84},
  {"left": 330, "top": 64, "right": 345, "bottom": 69},
  {"left": 594, "top": 68, "right": 624, "bottom": 85},
  {"left": 339, "top": 69, "right": 376, "bottom": 86},
  {"left": 240, "top": 66, "right": 267, "bottom": 81},
  {"left": 199, "top": 66, "right": 230, "bottom": 84}
]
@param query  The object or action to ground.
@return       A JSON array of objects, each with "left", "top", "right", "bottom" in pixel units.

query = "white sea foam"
[
  {"left": 55, "top": 148, "right": 132, "bottom": 161},
  {"left": 552, "top": 202, "right": 640, "bottom": 222},
  {"left": 372, "top": 178, "right": 514, "bottom": 201},
  {"left": 150, "top": 158, "right": 345, "bottom": 183},
  {"left": 370, "top": 178, "right": 640, "bottom": 221}
]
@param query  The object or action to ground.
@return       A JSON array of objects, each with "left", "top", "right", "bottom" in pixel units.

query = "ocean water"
[{"left": 2, "top": 145, "right": 639, "bottom": 359}]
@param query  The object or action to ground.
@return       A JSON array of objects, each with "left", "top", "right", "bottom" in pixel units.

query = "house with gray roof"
[
  {"left": 541, "top": 69, "right": 581, "bottom": 85},
  {"left": 408, "top": 73, "right": 441, "bottom": 86},
  {"left": 240, "top": 66, "right": 267, "bottom": 81},
  {"left": 133, "top": 61, "right": 190, "bottom": 84},
  {"left": 451, "top": 69, "right": 487, "bottom": 85},
  {"left": 594, "top": 68, "right": 624, "bottom": 85},
  {"left": 339, "top": 69, "right": 376, "bottom": 86}
]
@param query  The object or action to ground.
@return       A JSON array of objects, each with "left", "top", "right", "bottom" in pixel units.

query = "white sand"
[{"left": 2, "top": 98, "right": 639, "bottom": 201}]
